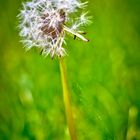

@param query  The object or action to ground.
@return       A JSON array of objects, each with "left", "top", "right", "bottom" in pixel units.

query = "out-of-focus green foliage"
[{"left": 0, "top": 0, "right": 140, "bottom": 139}]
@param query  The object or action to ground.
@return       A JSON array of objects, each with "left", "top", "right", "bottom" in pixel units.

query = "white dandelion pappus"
[{"left": 18, "top": 0, "right": 90, "bottom": 58}]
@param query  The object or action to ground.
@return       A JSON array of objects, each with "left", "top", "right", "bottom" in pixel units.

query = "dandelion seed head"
[{"left": 18, "top": 0, "right": 91, "bottom": 58}]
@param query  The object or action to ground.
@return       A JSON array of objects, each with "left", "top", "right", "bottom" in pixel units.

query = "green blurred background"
[{"left": 0, "top": 0, "right": 140, "bottom": 139}]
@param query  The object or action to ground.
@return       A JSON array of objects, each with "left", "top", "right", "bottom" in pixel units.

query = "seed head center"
[{"left": 41, "top": 10, "right": 66, "bottom": 39}]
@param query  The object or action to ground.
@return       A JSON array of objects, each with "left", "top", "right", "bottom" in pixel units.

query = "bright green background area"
[{"left": 0, "top": 0, "right": 140, "bottom": 139}]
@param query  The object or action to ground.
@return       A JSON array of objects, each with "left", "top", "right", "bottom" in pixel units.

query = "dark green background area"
[{"left": 0, "top": 0, "right": 140, "bottom": 139}]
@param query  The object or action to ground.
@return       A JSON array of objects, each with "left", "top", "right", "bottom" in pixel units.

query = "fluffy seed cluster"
[{"left": 18, "top": 0, "right": 91, "bottom": 58}]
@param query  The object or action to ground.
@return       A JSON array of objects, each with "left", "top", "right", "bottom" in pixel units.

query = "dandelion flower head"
[{"left": 18, "top": 0, "right": 91, "bottom": 58}]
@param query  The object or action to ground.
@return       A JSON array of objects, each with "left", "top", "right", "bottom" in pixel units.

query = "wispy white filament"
[{"left": 18, "top": 0, "right": 91, "bottom": 58}]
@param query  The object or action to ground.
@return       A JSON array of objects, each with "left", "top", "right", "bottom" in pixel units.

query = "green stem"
[{"left": 59, "top": 58, "right": 77, "bottom": 140}]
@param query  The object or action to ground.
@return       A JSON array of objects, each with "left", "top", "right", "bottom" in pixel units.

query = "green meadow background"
[{"left": 0, "top": 0, "right": 140, "bottom": 139}]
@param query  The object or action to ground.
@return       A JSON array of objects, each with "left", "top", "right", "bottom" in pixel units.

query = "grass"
[{"left": 0, "top": 0, "right": 140, "bottom": 139}]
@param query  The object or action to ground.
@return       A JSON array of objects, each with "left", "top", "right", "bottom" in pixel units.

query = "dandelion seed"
[{"left": 18, "top": 0, "right": 91, "bottom": 58}]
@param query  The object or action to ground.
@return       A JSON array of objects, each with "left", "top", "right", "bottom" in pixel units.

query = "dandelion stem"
[{"left": 59, "top": 58, "right": 77, "bottom": 140}]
